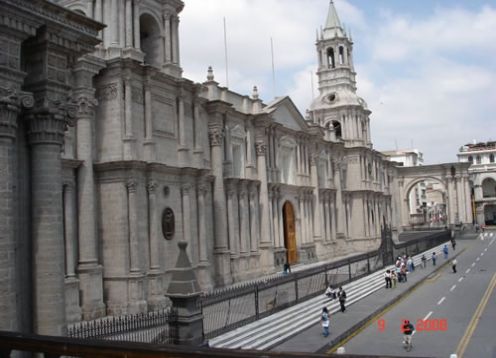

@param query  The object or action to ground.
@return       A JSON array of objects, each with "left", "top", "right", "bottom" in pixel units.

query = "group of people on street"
[{"left": 321, "top": 285, "right": 347, "bottom": 336}]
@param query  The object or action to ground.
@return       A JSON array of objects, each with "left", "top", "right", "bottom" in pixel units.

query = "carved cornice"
[{"left": 0, "top": 87, "right": 33, "bottom": 138}]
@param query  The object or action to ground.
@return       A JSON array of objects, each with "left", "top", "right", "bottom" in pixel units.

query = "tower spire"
[{"left": 324, "top": 0, "right": 345, "bottom": 38}]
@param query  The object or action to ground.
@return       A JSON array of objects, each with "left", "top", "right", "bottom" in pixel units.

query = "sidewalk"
[{"left": 271, "top": 239, "right": 473, "bottom": 353}]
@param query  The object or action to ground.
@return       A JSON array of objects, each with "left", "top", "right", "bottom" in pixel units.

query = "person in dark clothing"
[
  {"left": 338, "top": 286, "right": 347, "bottom": 312},
  {"left": 451, "top": 239, "right": 456, "bottom": 250},
  {"left": 452, "top": 259, "right": 457, "bottom": 273},
  {"left": 283, "top": 263, "right": 291, "bottom": 275},
  {"left": 402, "top": 320, "right": 415, "bottom": 351}
]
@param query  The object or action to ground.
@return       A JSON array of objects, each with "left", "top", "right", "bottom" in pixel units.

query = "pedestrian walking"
[
  {"left": 400, "top": 264, "right": 408, "bottom": 282},
  {"left": 421, "top": 254, "right": 427, "bottom": 268},
  {"left": 443, "top": 244, "right": 449, "bottom": 259},
  {"left": 391, "top": 270, "right": 397, "bottom": 288},
  {"left": 402, "top": 320, "right": 415, "bottom": 351},
  {"left": 338, "top": 286, "right": 347, "bottom": 312},
  {"left": 321, "top": 307, "right": 330, "bottom": 337},
  {"left": 384, "top": 270, "right": 392, "bottom": 289},
  {"left": 407, "top": 256, "right": 414, "bottom": 272},
  {"left": 282, "top": 262, "right": 291, "bottom": 275},
  {"left": 432, "top": 252, "right": 437, "bottom": 266},
  {"left": 451, "top": 239, "right": 456, "bottom": 250},
  {"left": 452, "top": 259, "right": 457, "bottom": 273}
]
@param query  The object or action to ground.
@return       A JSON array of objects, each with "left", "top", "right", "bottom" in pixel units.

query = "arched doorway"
[
  {"left": 283, "top": 201, "right": 297, "bottom": 265},
  {"left": 140, "top": 13, "right": 162, "bottom": 67},
  {"left": 404, "top": 178, "right": 447, "bottom": 228},
  {"left": 484, "top": 204, "right": 496, "bottom": 226}
]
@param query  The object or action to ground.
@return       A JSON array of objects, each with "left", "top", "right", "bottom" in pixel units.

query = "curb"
[{"left": 317, "top": 248, "right": 466, "bottom": 354}]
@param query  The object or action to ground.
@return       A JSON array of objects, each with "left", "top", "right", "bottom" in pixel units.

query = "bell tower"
[
  {"left": 56, "top": 0, "right": 184, "bottom": 77},
  {"left": 309, "top": 0, "right": 371, "bottom": 148}
]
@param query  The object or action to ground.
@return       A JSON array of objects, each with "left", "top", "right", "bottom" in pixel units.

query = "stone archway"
[
  {"left": 484, "top": 204, "right": 496, "bottom": 226},
  {"left": 283, "top": 201, "right": 298, "bottom": 265}
]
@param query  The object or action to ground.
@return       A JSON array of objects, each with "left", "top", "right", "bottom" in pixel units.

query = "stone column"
[
  {"left": 163, "top": 12, "right": 172, "bottom": 63},
  {"left": 123, "top": 76, "right": 136, "bottom": 160},
  {"left": 172, "top": 15, "right": 180, "bottom": 64},
  {"left": 103, "top": 0, "right": 112, "bottom": 47},
  {"left": 125, "top": 0, "right": 133, "bottom": 47},
  {"left": 226, "top": 181, "right": 239, "bottom": 257},
  {"left": 0, "top": 88, "right": 28, "bottom": 331},
  {"left": 193, "top": 102, "right": 203, "bottom": 152},
  {"left": 177, "top": 95, "right": 189, "bottom": 164},
  {"left": 118, "top": 0, "right": 125, "bottom": 47},
  {"left": 73, "top": 56, "right": 106, "bottom": 319},
  {"left": 143, "top": 80, "right": 155, "bottom": 161},
  {"left": 133, "top": 0, "right": 141, "bottom": 50},
  {"left": 249, "top": 183, "right": 260, "bottom": 253},
  {"left": 256, "top": 142, "right": 271, "bottom": 247},
  {"left": 463, "top": 175, "right": 472, "bottom": 224},
  {"left": 147, "top": 181, "right": 160, "bottom": 270},
  {"left": 330, "top": 194, "right": 337, "bottom": 240},
  {"left": 324, "top": 193, "right": 331, "bottom": 242},
  {"left": 27, "top": 108, "right": 68, "bottom": 335},
  {"left": 197, "top": 182, "right": 208, "bottom": 263},
  {"left": 272, "top": 189, "right": 281, "bottom": 247},
  {"left": 127, "top": 180, "right": 140, "bottom": 273},
  {"left": 181, "top": 183, "right": 192, "bottom": 246},
  {"left": 63, "top": 183, "right": 76, "bottom": 278},
  {"left": 239, "top": 182, "right": 250, "bottom": 254},
  {"left": 299, "top": 191, "right": 306, "bottom": 244},
  {"left": 310, "top": 155, "right": 322, "bottom": 239},
  {"left": 208, "top": 123, "right": 232, "bottom": 285}
]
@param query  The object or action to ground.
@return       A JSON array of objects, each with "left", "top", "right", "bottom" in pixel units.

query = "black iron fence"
[
  {"left": 201, "top": 229, "right": 449, "bottom": 339},
  {"left": 67, "top": 307, "right": 176, "bottom": 344}
]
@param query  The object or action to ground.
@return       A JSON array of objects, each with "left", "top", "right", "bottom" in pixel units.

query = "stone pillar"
[
  {"left": 95, "top": 0, "right": 103, "bottom": 40},
  {"left": 103, "top": 0, "right": 112, "bottom": 47},
  {"left": 181, "top": 183, "right": 192, "bottom": 245},
  {"left": 324, "top": 193, "right": 331, "bottom": 242},
  {"left": 249, "top": 183, "right": 260, "bottom": 253},
  {"left": 193, "top": 102, "right": 203, "bottom": 152},
  {"left": 143, "top": 81, "right": 155, "bottom": 161},
  {"left": 177, "top": 95, "right": 189, "bottom": 164},
  {"left": 147, "top": 181, "right": 166, "bottom": 310},
  {"left": 330, "top": 194, "right": 337, "bottom": 240},
  {"left": 256, "top": 141, "right": 271, "bottom": 247},
  {"left": 63, "top": 183, "right": 77, "bottom": 278},
  {"left": 239, "top": 182, "right": 250, "bottom": 254},
  {"left": 226, "top": 181, "right": 239, "bottom": 256},
  {"left": 310, "top": 155, "right": 322, "bottom": 239},
  {"left": 172, "top": 15, "right": 180, "bottom": 64},
  {"left": 197, "top": 182, "right": 208, "bottom": 263},
  {"left": 272, "top": 189, "right": 281, "bottom": 248},
  {"left": 125, "top": 0, "right": 133, "bottom": 47},
  {"left": 463, "top": 175, "right": 473, "bottom": 224},
  {"left": 118, "top": 0, "right": 125, "bottom": 47},
  {"left": 123, "top": 76, "right": 136, "bottom": 160},
  {"left": 27, "top": 108, "right": 68, "bottom": 335},
  {"left": 73, "top": 56, "right": 106, "bottom": 319},
  {"left": 133, "top": 0, "right": 141, "bottom": 50},
  {"left": 208, "top": 123, "right": 232, "bottom": 285},
  {"left": 0, "top": 88, "right": 29, "bottom": 331},
  {"left": 127, "top": 180, "right": 140, "bottom": 273},
  {"left": 163, "top": 12, "right": 172, "bottom": 63},
  {"left": 299, "top": 191, "right": 306, "bottom": 244}
]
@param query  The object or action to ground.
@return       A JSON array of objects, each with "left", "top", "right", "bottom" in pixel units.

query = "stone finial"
[
  {"left": 207, "top": 66, "right": 214, "bottom": 81},
  {"left": 167, "top": 241, "right": 201, "bottom": 295},
  {"left": 252, "top": 86, "right": 259, "bottom": 100}
]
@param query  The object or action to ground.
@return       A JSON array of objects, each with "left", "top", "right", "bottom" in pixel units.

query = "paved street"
[{"left": 339, "top": 233, "right": 496, "bottom": 358}]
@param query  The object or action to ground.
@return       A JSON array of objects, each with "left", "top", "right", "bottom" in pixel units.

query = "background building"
[{"left": 458, "top": 141, "right": 496, "bottom": 226}]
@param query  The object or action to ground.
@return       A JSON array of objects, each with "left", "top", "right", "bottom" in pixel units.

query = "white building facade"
[{"left": 458, "top": 141, "right": 496, "bottom": 226}]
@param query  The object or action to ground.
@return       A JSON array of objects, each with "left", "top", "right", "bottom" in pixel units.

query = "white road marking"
[
  {"left": 471, "top": 262, "right": 476, "bottom": 267},
  {"left": 450, "top": 285, "right": 456, "bottom": 292},
  {"left": 437, "top": 297, "right": 446, "bottom": 305},
  {"left": 458, "top": 277, "right": 464, "bottom": 282},
  {"left": 485, "top": 248, "right": 488, "bottom": 252},
  {"left": 423, "top": 311, "right": 433, "bottom": 320},
  {"left": 481, "top": 252, "right": 484, "bottom": 256},
  {"left": 466, "top": 268, "right": 471, "bottom": 274},
  {"left": 476, "top": 257, "right": 480, "bottom": 262}
]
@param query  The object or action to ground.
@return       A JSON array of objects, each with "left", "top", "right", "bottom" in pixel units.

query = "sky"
[{"left": 179, "top": 0, "right": 496, "bottom": 164}]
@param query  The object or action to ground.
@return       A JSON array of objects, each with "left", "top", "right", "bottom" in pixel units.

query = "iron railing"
[
  {"left": 67, "top": 307, "right": 176, "bottom": 344},
  {"left": 201, "top": 229, "right": 449, "bottom": 339}
]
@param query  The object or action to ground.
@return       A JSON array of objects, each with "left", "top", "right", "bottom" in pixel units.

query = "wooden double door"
[{"left": 283, "top": 201, "right": 298, "bottom": 265}]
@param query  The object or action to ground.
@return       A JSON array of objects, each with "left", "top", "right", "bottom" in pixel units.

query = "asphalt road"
[{"left": 339, "top": 233, "right": 496, "bottom": 358}]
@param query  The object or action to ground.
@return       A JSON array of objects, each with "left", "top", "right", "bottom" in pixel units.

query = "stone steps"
[{"left": 209, "top": 242, "right": 448, "bottom": 350}]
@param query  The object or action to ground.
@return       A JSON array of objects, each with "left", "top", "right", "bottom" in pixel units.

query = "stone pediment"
[{"left": 263, "top": 96, "right": 309, "bottom": 132}]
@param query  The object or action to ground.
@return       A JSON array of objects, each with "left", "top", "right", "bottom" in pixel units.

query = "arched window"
[
  {"left": 490, "top": 154, "right": 495, "bottom": 163},
  {"left": 346, "top": 48, "right": 351, "bottom": 65},
  {"left": 339, "top": 46, "right": 344, "bottom": 65},
  {"left": 327, "top": 48, "right": 335, "bottom": 68},
  {"left": 332, "top": 121, "right": 342, "bottom": 139},
  {"left": 140, "top": 14, "right": 162, "bottom": 67},
  {"left": 476, "top": 155, "right": 481, "bottom": 164},
  {"left": 468, "top": 155, "right": 473, "bottom": 164},
  {"left": 482, "top": 178, "right": 496, "bottom": 198}
]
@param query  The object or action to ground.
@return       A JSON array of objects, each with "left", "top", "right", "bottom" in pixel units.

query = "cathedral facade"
[{"left": 3, "top": 0, "right": 472, "bottom": 337}]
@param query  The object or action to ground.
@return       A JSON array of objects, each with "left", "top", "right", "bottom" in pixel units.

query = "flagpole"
[{"left": 223, "top": 17, "right": 229, "bottom": 88}]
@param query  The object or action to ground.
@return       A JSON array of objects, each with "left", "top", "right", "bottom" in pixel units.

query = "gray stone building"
[{"left": 0, "top": 0, "right": 473, "bottom": 336}]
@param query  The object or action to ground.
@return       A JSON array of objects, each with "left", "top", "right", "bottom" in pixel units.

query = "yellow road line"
[{"left": 456, "top": 272, "right": 496, "bottom": 357}]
